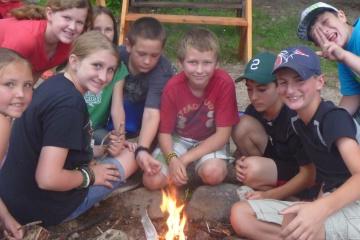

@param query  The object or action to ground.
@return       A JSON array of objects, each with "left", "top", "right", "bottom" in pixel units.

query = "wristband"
[
  {"left": 83, "top": 166, "right": 95, "bottom": 186},
  {"left": 78, "top": 168, "right": 90, "bottom": 188},
  {"left": 134, "top": 146, "right": 150, "bottom": 159},
  {"left": 165, "top": 152, "right": 178, "bottom": 165}
]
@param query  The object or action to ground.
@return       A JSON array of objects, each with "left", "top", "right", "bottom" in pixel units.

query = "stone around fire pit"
[{"left": 186, "top": 183, "right": 239, "bottom": 223}]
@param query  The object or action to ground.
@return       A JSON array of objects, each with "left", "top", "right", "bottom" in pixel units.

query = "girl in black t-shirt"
[{"left": 0, "top": 31, "right": 138, "bottom": 227}]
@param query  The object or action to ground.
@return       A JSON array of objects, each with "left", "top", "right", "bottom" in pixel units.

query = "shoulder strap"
[{"left": 314, "top": 101, "right": 338, "bottom": 147}]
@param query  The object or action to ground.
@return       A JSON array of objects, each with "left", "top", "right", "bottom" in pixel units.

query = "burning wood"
[{"left": 159, "top": 187, "right": 187, "bottom": 240}]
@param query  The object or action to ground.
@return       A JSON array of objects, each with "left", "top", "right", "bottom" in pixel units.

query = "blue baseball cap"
[{"left": 272, "top": 46, "right": 321, "bottom": 80}]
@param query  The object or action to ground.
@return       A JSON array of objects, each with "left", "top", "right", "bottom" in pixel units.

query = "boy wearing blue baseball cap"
[
  {"left": 232, "top": 52, "right": 315, "bottom": 201},
  {"left": 298, "top": 2, "right": 360, "bottom": 123},
  {"left": 230, "top": 46, "right": 360, "bottom": 240}
]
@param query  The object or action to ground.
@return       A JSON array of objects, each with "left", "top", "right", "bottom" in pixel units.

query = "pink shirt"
[
  {"left": 160, "top": 69, "right": 239, "bottom": 141},
  {"left": 0, "top": 18, "right": 70, "bottom": 73}
]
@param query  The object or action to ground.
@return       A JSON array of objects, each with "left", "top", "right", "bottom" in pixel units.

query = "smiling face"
[
  {"left": 93, "top": 13, "right": 115, "bottom": 42},
  {"left": 276, "top": 68, "right": 324, "bottom": 120},
  {"left": 245, "top": 80, "right": 280, "bottom": 114},
  {"left": 70, "top": 49, "right": 118, "bottom": 94},
  {"left": 309, "top": 11, "right": 350, "bottom": 47},
  {"left": 180, "top": 47, "right": 217, "bottom": 92},
  {"left": 126, "top": 37, "right": 163, "bottom": 75},
  {"left": 0, "top": 61, "right": 33, "bottom": 118},
  {"left": 46, "top": 7, "right": 88, "bottom": 44}
]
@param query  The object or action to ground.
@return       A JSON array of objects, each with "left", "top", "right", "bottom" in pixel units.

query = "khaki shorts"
[
  {"left": 248, "top": 198, "right": 360, "bottom": 240},
  {"left": 152, "top": 135, "right": 232, "bottom": 176}
]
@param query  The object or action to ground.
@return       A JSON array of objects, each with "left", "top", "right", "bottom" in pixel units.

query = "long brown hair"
[{"left": 11, "top": 0, "right": 93, "bottom": 30}]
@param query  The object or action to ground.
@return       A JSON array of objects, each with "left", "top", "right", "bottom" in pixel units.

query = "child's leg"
[
  {"left": 232, "top": 115, "right": 268, "bottom": 156},
  {"left": 230, "top": 200, "right": 283, "bottom": 240},
  {"left": 64, "top": 157, "right": 129, "bottom": 221},
  {"left": 238, "top": 156, "right": 278, "bottom": 190},
  {"left": 195, "top": 144, "right": 230, "bottom": 185}
]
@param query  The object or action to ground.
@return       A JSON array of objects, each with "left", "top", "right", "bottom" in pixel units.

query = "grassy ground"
[{"left": 38, "top": 0, "right": 339, "bottom": 86}]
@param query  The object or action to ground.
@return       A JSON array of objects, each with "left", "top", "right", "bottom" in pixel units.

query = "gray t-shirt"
[{"left": 119, "top": 45, "right": 175, "bottom": 109}]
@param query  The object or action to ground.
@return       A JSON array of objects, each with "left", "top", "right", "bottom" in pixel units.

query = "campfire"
[{"left": 159, "top": 187, "right": 187, "bottom": 240}]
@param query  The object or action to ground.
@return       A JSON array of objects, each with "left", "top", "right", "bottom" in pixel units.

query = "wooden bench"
[{"left": 97, "top": 0, "right": 252, "bottom": 62}]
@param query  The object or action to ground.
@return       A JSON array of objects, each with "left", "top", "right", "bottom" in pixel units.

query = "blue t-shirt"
[{"left": 338, "top": 18, "right": 360, "bottom": 95}]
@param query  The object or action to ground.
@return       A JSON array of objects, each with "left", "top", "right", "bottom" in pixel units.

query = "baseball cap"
[
  {"left": 236, "top": 52, "right": 276, "bottom": 84},
  {"left": 297, "top": 2, "right": 338, "bottom": 40},
  {"left": 272, "top": 46, "right": 321, "bottom": 81}
]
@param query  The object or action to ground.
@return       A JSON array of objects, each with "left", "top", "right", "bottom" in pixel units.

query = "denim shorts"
[{"left": 65, "top": 157, "right": 125, "bottom": 221}]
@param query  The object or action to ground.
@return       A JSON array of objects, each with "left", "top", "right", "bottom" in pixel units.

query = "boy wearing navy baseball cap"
[
  {"left": 232, "top": 52, "right": 315, "bottom": 202},
  {"left": 231, "top": 45, "right": 360, "bottom": 240},
  {"left": 298, "top": 2, "right": 360, "bottom": 124}
]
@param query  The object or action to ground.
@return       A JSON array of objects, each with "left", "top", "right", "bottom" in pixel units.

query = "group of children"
[{"left": 0, "top": 0, "right": 359, "bottom": 239}]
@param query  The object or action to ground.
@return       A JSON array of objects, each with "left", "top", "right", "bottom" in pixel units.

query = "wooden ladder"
[{"left": 97, "top": 0, "right": 252, "bottom": 62}]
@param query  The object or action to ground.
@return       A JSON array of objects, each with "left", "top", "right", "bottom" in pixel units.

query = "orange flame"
[{"left": 160, "top": 187, "right": 187, "bottom": 240}]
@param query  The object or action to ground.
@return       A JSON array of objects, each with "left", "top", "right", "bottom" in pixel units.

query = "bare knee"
[
  {"left": 230, "top": 201, "right": 255, "bottom": 236},
  {"left": 198, "top": 160, "right": 227, "bottom": 185},
  {"left": 242, "top": 157, "right": 277, "bottom": 190},
  {"left": 232, "top": 115, "right": 267, "bottom": 156},
  {"left": 143, "top": 173, "right": 167, "bottom": 190}
]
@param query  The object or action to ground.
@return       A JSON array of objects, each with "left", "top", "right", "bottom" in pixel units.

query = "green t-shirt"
[{"left": 84, "top": 63, "right": 128, "bottom": 129}]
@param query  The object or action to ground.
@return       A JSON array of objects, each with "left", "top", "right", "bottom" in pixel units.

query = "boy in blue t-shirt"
[{"left": 298, "top": 2, "right": 360, "bottom": 121}]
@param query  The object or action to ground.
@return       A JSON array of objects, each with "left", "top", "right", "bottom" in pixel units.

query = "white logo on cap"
[{"left": 250, "top": 59, "right": 260, "bottom": 70}]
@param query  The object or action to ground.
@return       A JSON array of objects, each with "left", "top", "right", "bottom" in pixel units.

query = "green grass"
[{"left": 37, "top": 0, "right": 338, "bottom": 85}]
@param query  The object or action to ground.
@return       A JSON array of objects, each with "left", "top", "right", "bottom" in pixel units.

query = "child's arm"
[
  {"left": 281, "top": 137, "right": 360, "bottom": 239},
  {"left": 0, "top": 115, "right": 11, "bottom": 164},
  {"left": 0, "top": 199, "right": 23, "bottom": 239},
  {"left": 247, "top": 163, "right": 316, "bottom": 200},
  {"left": 111, "top": 80, "right": 125, "bottom": 133},
  {"left": 136, "top": 108, "right": 162, "bottom": 173},
  {"left": 35, "top": 146, "right": 122, "bottom": 190},
  {"left": 314, "top": 27, "right": 360, "bottom": 76},
  {"left": 159, "top": 132, "right": 188, "bottom": 185},
  {"left": 339, "top": 95, "right": 360, "bottom": 115},
  {"left": 180, "top": 126, "right": 232, "bottom": 166}
]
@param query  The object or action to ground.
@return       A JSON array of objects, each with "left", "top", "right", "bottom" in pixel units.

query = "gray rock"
[
  {"left": 116, "top": 187, "right": 164, "bottom": 219},
  {"left": 186, "top": 184, "right": 239, "bottom": 223},
  {"left": 93, "top": 229, "right": 128, "bottom": 240}
]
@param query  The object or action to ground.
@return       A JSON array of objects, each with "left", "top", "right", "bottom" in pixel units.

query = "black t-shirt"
[
  {"left": 292, "top": 100, "right": 354, "bottom": 192},
  {"left": 0, "top": 74, "right": 92, "bottom": 226},
  {"left": 245, "top": 104, "right": 310, "bottom": 169},
  {"left": 119, "top": 45, "right": 174, "bottom": 108}
]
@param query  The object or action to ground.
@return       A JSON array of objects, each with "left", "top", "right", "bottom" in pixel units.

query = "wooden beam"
[
  {"left": 119, "top": 0, "right": 130, "bottom": 44},
  {"left": 124, "top": 13, "right": 248, "bottom": 26},
  {"left": 130, "top": 1, "right": 243, "bottom": 10}
]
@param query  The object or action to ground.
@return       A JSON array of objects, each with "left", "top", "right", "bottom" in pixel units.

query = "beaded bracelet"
[{"left": 165, "top": 152, "right": 178, "bottom": 165}]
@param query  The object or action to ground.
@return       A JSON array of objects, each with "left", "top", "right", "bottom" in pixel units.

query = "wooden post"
[
  {"left": 119, "top": 0, "right": 130, "bottom": 44},
  {"left": 95, "top": 0, "right": 106, "bottom": 6},
  {"left": 239, "top": 0, "right": 252, "bottom": 63}
]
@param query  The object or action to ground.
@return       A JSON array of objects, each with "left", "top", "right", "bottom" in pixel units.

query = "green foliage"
[{"left": 103, "top": 0, "right": 122, "bottom": 16}]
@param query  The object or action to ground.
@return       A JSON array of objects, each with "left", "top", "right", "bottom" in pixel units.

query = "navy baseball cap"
[{"left": 272, "top": 46, "right": 321, "bottom": 80}]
